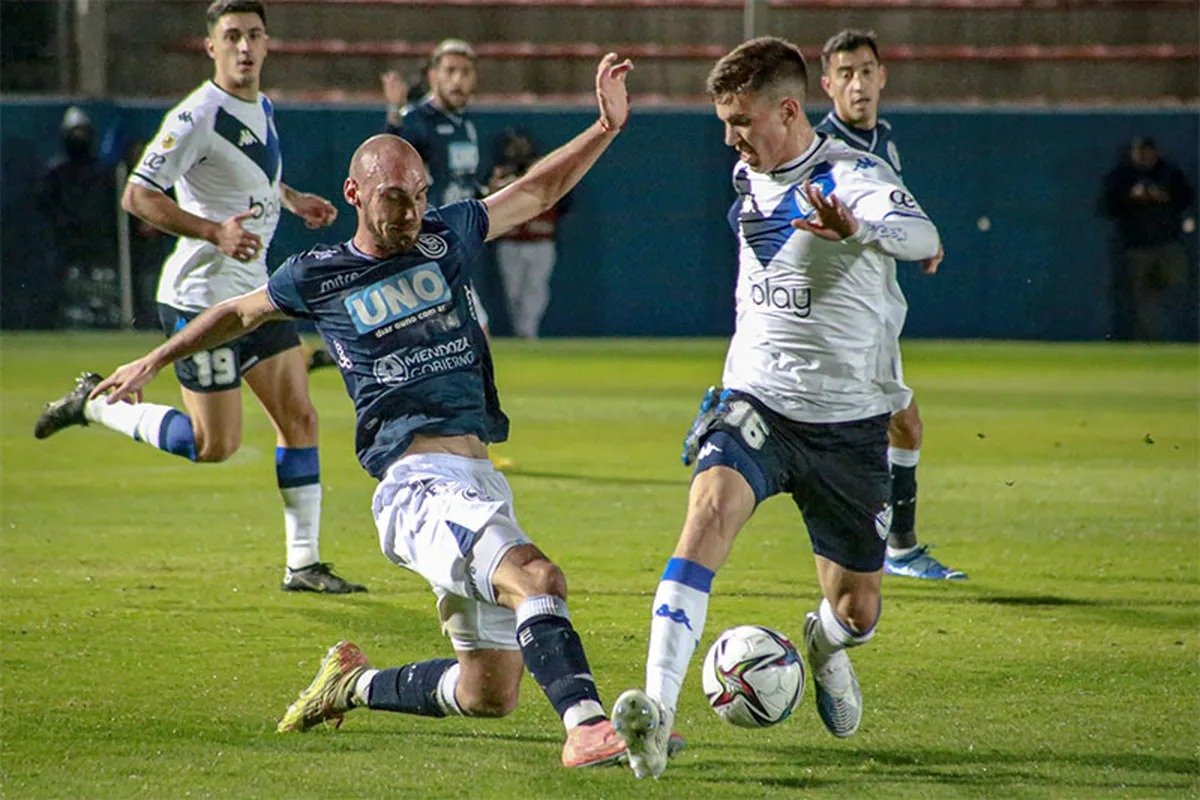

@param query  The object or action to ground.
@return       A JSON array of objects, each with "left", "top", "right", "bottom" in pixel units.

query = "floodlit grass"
[{"left": 2, "top": 333, "right": 1197, "bottom": 799}]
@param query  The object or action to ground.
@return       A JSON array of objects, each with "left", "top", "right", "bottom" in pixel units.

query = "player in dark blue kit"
[
  {"left": 90, "top": 53, "right": 635, "bottom": 769},
  {"left": 382, "top": 38, "right": 492, "bottom": 332},
  {"left": 815, "top": 29, "right": 965, "bottom": 581}
]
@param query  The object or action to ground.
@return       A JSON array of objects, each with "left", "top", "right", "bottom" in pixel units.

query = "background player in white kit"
[
  {"left": 33, "top": 0, "right": 364, "bottom": 594},
  {"left": 612, "top": 37, "right": 941, "bottom": 779},
  {"left": 816, "top": 28, "right": 965, "bottom": 581}
]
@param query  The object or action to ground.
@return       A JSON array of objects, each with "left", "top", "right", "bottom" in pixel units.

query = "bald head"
[
  {"left": 345, "top": 134, "right": 430, "bottom": 257},
  {"left": 349, "top": 134, "right": 425, "bottom": 186}
]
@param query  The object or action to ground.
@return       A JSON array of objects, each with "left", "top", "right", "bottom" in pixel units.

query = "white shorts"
[{"left": 372, "top": 453, "right": 528, "bottom": 651}]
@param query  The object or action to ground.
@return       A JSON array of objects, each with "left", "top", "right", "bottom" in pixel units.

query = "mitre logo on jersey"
[
  {"left": 415, "top": 234, "right": 448, "bottom": 259},
  {"left": 344, "top": 262, "right": 451, "bottom": 334}
]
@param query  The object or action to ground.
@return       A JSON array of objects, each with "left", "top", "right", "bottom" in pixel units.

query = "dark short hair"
[
  {"left": 821, "top": 29, "right": 880, "bottom": 72},
  {"left": 206, "top": 0, "right": 266, "bottom": 30},
  {"left": 706, "top": 37, "right": 808, "bottom": 102}
]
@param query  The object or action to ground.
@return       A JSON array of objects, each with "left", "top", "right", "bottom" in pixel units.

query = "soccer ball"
[{"left": 701, "top": 625, "right": 805, "bottom": 728}]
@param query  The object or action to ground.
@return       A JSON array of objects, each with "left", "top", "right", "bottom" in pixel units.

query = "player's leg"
[
  {"left": 616, "top": 390, "right": 776, "bottom": 778},
  {"left": 885, "top": 399, "right": 966, "bottom": 580},
  {"left": 520, "top": 240, "right": 556, "bottom": 339},
  {"left": 496, "top": 241, "right": 526, "bottom": 336},
  {"left": 242, "top": 328, "right": 364, "bottom": 594},
  {"left": 793, "top": 414, "right": 890, "bottom": 737}
]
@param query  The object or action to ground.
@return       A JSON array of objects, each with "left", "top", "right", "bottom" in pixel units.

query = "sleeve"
[
  {"left": 438, "top": 199, "right": 490, "bottom": 262},
  {"left": 127, "top": 102, "right": 211, "bottom": 194},
  {"left": 265, "top": 256, "right": 311, "bottom": 319},
  {"left": 839, "top": 168, "right": 940, "bottom": 262}
]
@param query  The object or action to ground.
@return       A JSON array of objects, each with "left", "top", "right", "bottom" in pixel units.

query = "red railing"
[{"left": 174, "top": 37, "right": 1200, "bottom": 62}]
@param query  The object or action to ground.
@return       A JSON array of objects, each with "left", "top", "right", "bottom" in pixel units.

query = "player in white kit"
[
  {"left": 613, "top": 37, "right": 941, "bottom": 779},
  {"left": 33, "top": 1, "right": 363, "bottom": 594}
]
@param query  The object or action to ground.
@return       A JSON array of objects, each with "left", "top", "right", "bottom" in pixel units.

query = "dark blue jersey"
[
  {"left": 813, "top": 111, "right": 903, "bottom": 175},
  {"left": 266, "top": 199, "right": 507, "bottom": 480},
  {"left": 386, "top": 97, "right": 483, "bottom": 206}
]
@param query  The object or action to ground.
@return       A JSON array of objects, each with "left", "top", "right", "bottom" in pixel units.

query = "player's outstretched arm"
[
  {"left": 482, "top": 53, "right": 632, "bottom": 241},
  {"left": 90, "top": 288, "right": 288, "bottom": 405},
  {"left": 791, "top": 179, "right": 940, "bottom": 262},
  {"left": 281, "top": 183, "right": 338, "bottom": 229}
]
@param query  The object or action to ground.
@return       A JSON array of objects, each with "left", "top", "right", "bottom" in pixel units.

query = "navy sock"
[
  {"left": 365, "top": 658, "right": 456, "bottom": 717},
  {"left": 889, "top": 463, "right": 918, "bottom": 549},
  {"left": 516, "top": 596, "right": 601, "bottom": 721}
]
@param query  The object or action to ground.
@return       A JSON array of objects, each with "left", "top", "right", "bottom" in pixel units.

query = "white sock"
[
  {"left": 888, "top": 446, "right": 920, "bottom": 468},
  {"left": 84, "top": 398, "right": 189, "bottom": 453},
  {"left": 563, "top": 699, "right": 605, "bottom": 730},
  {"left": 435, "top": 663, "right": 465, "bottom": 717},
  {"left": 810, "top": 597, "right": 877, "bottom": 658},
  {"left": 886, "top": 544, "right": 920, "bottom": 559},
  {"left": 355, "top": 668, "right": 379, "bottom": 705},
  {"left": 281, "top": 484, "right": 321, "bottom": 569},
  {"left": 644, "top": 559, "right": 713, "bottom": 714}
]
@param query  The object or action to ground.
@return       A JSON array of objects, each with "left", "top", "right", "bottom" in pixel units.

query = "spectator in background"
[
  {"left": 489, "top": 129, "right": 570, "bottom": 339},
  {"left": 1102, "top": 137, "right": 1196, "bottom": 340},
  {"left": 33, "top": 106, "right": 119, "bottom": 328}
]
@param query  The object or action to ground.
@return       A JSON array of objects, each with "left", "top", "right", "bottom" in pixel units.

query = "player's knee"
[
  {"left": 193, "top": 433, "right": 239, "bottom": 462},
  {"left": 457, "top": 682, "right": 520, "bottom": 718},
  {"left": 522, "top": 558, "right": 568, "bottom": 600},
  {"left": 833, "top": 590, "right": 881, "bottom": 636}
]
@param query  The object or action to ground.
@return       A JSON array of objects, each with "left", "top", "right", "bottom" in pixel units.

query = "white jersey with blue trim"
[
  {"left": 721, "top": 134, "right": 940, "bottom": 424},
  {"left": 129, "top": 81, "right": 284, "bottom": 311}
]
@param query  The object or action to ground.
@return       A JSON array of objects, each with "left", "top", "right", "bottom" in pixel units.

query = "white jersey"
[
  {"left": 130, "top": 81, "right": 284, "bottom": 311},
  {"left": 722, "top": 134, "right": 940, "bottom": 424}
]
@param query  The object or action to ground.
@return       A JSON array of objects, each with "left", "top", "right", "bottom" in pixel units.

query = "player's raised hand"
[
  {"left": 595, "top": 53, "right": 633, "bottom": 133},
  {"left": 288, "top": 191, "right": 338, "bottom": 229},
  {"left": 791, "top": 179, "right": 859, "bottom": 241},
  {"left": 90, "top": 357, "right": 160, "bottom": 406},
  {"left": 381, "top": 69, "right": 409, "bottom": 108},
  {"left": 215, "top": 210, "right": 263, "bottom": 261}
]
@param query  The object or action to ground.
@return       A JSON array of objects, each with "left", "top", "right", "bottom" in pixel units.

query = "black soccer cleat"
[
  {"left": 281, "top": 562, "right": 367, "bottom": 594},
  {"left": 34, "top": 372, "right": 103, "bottom": 440}
]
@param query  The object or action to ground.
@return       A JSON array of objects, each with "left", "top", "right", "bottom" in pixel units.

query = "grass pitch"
[{"left": 2, "top": 333, "right": 1197, "bottom": 799}]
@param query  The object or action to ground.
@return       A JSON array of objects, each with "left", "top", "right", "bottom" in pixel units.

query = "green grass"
[{"left": 2, "top": 333, "right": 1197, "bottom": 799}]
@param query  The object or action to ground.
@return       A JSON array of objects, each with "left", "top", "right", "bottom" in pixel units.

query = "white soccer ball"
[{"left": 701, "top": 624, "right": 805, "bottom": 728}]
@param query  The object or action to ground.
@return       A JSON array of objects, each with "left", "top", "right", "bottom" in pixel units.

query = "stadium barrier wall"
[{"left": 2, "top": 98, "right": 1196, "bottom": 340}]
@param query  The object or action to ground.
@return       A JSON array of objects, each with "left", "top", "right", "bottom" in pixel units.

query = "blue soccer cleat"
[{"left": 884, "top": 544, "right": 967, "bottom": 580}]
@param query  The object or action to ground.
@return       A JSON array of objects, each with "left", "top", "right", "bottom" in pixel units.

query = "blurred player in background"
[
  {"left": 33, "top": 0, "right": 364, "bottom": 594},
  {"left": 382, "top": 38, "right": 491, "bottom": 334},
  {"left": 613, "top": 37, "right": 941, "bottom": 779},
  {"left": 88, "top": 53, "right": 635, "bottom": 770},
  {"left": 489, "top": 128, "right": 571, "bottom": 339},
  {"left": 815, "top": 29, "right": 965, "bottom": 580}
]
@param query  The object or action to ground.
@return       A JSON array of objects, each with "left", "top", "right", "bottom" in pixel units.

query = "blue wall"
[{"left": 3, "top": 98, "right": 1196, "bottom": 339}]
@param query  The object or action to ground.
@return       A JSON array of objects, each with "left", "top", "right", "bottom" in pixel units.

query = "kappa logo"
[
  {"left": 237, "top": 128, "right": 257, "bottom": 147},
  {"left": 874, "top": 503, "right": 893, "bottom": 540},
  {"left": 854, "top": 157, "right": 874, "bottom": 171},
  {"left": 696, "top": 441, "right": 722, "bottom": 462},
  {"left": 415, "top": 233, "right": 448, "bottom": 259},
  {"left": 654, "top": 604, "right": 694, "bottom": 631},
  {"left": 177, "top": 111, "right": 193, "bottom": 124}
]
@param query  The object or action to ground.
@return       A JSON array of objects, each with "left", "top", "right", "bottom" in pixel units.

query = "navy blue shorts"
[
  {"left": 157, "top": 303, "right": 301, "bottom": 393},
  {"left": 693, "top": 390, "right": 891, "bottom": 572}
]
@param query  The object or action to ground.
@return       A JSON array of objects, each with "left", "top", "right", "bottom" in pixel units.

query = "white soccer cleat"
[
  {"left": 803, "top": 612, "right": 863, "bottom": 738},
  {"left": 612, "top": 689, "right": 672, "bottom": 779}
]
